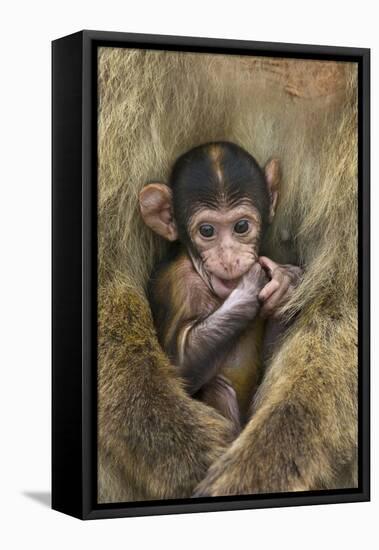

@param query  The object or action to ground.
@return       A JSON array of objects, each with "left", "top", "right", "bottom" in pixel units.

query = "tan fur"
[
  {"left": 98, "top": 283, "right": 235, "bottom": 502},
  {"left": 97, "top": 47, "right": 358, "bottom": 501}
]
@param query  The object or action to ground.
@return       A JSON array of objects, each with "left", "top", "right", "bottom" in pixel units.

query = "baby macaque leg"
[{"left": 195, "top": 375, "right": 241, "bottom": 435}]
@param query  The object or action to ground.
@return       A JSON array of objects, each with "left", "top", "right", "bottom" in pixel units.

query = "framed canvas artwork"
[{"left": 52, "top": 30, "right": 370, "bottom": 519}]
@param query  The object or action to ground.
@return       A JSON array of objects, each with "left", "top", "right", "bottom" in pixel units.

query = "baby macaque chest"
[{"left": 220, "top": 317, "right": 264, "bottom": 419}]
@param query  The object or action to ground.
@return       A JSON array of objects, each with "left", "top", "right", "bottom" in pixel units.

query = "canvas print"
[{"left": 96, "top": 47, "right": 358, "bottom": 504}]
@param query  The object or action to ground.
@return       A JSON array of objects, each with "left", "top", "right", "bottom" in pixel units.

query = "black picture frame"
[{"left": 52, "top": 30, "right": 370, "bottom": 520}]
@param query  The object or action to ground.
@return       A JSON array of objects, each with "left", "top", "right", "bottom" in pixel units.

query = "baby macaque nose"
[
  {"left": 221, "top": 251, "right": 233, "bottom": 272},
  {"left": 221, "top": 252, "right": 242, "bottom": 277}
]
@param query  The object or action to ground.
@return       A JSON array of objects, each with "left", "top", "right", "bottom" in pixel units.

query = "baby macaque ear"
[
  {"left": 139, "top": 183, "right": 178, "bottom": 241},
  {"left": 264, "top": 158, "right": 281, "bottom": 223}
]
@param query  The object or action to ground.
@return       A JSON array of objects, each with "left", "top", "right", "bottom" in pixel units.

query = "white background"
[{"left": 0, "top": 1, "right": 376, "bottom": 548}]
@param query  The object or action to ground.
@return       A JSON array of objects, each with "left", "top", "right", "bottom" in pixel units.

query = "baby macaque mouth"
[
  {"left": 211, "top": 275, "right": 242, "bottom": 295},
  {"left": 218, "top": 277, "right": 240, "bottom": 290}
]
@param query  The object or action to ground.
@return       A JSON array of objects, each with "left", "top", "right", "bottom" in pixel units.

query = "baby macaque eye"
[
  {"left": 199, "top": 224, "right": 215, "bottom": 238},
  {"left": 234, "top": 220, "right": 249, "bottom": 234}
]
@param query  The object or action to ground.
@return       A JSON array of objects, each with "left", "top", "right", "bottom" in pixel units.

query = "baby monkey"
[{"left": 140, "top": 142, "right": 302, "bottom": 433}]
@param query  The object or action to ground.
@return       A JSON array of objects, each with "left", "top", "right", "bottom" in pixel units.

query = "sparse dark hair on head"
[{"left": 169, "top": 141, "right": 270, "bottom": 241}]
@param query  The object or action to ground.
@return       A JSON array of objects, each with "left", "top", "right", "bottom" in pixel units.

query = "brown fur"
[{"left": 97, "top": 47, "right": 357, "bottom": 501}]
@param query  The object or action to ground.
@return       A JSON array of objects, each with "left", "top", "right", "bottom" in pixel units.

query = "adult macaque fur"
[{"left": 98, "top": 48, "right": 358, "bottom": 502}]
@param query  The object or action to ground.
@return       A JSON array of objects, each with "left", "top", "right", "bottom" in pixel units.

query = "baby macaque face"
[
  {"left": 189, "top": 203, "right": 262, "bottom": 299},
  {"left": 139, "top": 142, "right": 280, "bottom": 301}
]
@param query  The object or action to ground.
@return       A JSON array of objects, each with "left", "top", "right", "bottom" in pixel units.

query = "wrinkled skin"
[{"left": 258, "top": 256, "right": 304, "bottom": 318}]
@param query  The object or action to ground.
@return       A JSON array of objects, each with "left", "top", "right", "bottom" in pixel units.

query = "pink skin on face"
[{"left": 189, "top": 205, "right": 261, "bottom": 299}]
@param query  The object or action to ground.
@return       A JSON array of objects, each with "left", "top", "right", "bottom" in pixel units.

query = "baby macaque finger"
[
  {"left": 260, "top": 292, "right": 284, "bottom": 319},
  {"left": 283, "top": 264, "right": 303, "bottom": 284},
  {"left": 241, "top": 262, "right": 266, "bottom": 293},
  {"left": 247, "top": 261, "right": 263, "bottom": 279},
  {"left": 260, "top": 277, "right": 292, "bottom": 318},
  {"left": 258, "top": 268, "right": 285, "bottom": 302},
  {"left": 259, "top": 256, "right": 279, "bottom": 275}
]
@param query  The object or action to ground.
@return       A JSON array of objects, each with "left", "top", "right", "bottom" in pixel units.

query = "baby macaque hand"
[
  {"left": 239, "top": 262, "right": 267, "bottom": 296},
  {"left": 258, "top": 256, "right": 303, "bottom": 319},
  {"left": 230, "top": 262, "right": 268, "bottom": 319}
]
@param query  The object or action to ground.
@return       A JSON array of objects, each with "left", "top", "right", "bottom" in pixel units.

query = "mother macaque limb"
[{"left": 140, "top": 142, "right": 303, "bottom": 433}]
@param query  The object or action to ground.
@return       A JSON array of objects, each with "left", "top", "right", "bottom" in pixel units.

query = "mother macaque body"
[{"left": 140, "top": 142, "right": 302, "bottom": 432}]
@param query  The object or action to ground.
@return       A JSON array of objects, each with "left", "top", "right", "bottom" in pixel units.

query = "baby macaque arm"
[{"left": 177, "top": 263, "right": 267, "bottom": 394}]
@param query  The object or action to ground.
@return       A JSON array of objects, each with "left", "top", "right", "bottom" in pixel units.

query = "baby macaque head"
[{"left": 139, "top": 142, "right": 280, "bottom": 299}]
